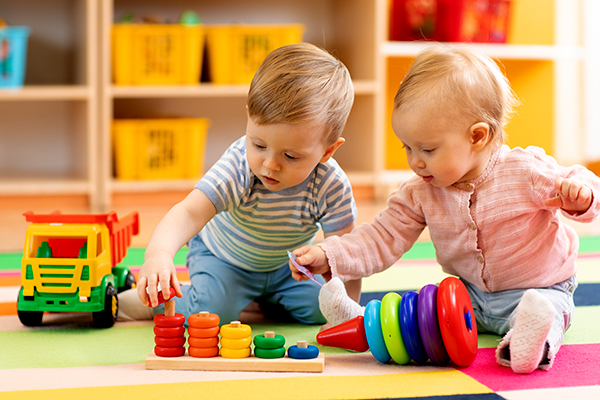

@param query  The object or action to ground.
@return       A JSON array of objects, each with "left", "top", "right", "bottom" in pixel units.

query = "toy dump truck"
[{"left": 17, "top": 211, "right": 139, "bottom": 328}]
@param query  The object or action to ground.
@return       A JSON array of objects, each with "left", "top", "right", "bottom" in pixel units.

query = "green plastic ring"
[
  {"left": 254, "top": 346, "right": 286, "bottom": 359},
  {"left": 253, "top": 333, "right": 286, "bottom": 349},
  {"left": 381, "top": 292, "right": 411, "bottom": 364}
]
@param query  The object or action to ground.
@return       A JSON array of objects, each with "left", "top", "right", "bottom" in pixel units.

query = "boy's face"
[
  {"left": 245, "top": 117, "right": 342, "bottom": 191},
  {"left": 391, "top": 103, "right": 490, "bottom": 188}
]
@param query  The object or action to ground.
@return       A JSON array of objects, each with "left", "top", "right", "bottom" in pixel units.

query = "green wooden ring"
[
  {"left": 253, "top": 333, "right": 286, "bottom": 349},
  {"left": 254, "top": 346, "right": 286, "bottom": 359},
  {"left": 381, "top": 292, "right": 411, "bottom": 364}
]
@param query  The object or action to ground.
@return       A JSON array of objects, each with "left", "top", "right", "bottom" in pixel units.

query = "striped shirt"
[
  {"left": 321, "top": 145, "right": 600, "bottom": 293},
  {"left": 195, "top": 136, "right": 357, "bottom": 272}
]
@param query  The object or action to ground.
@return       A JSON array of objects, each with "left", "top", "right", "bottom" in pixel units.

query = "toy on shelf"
[
  {"left": 188, "top": 311, "right": 220, "bottom": 358},
  {"left": 316, "top": 277, "right": 478, "bottom": 367},
  {"left": 254, "top": 331, "right": 286, "bottom": 359},
  {"left": 17, "top": 211, "right": 139, "bottom": 328}
]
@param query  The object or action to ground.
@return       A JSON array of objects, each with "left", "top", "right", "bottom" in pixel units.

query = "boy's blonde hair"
[
  {"left": 394, "top": 44, "right": 518, "bottom": 147},
  {"left": 247, "top": 42, "right": 354, "bottom": 145}
]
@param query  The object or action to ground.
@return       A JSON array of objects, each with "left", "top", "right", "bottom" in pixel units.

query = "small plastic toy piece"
[
  {"left": 316, "top": 277, "right": 478, "bottom": 367},
  {"left": 364, "top": 300, "right": 391, "bottom": 363},
  {"left": 220, "top": 321, "right": 252, "bottom": 359},
  {"left": 316, "top": 315, "right": 370, "bottom": 352},
  {"left": 437, "top": 277, "right": 478, "bottom": 367},
  {"left": 288, "top": 340, "right": 319, "bottom": 359},
  {"left": 154, "top": 312, "right": 186, "bottom": 358},
  {"left": 180, "top": 10, "right": 201, "bottom": 25},
  {"left": 288, "top": 251, "right": 323, "bottom": 287},
  {"left": 187, "top": 311, "right": 220, "bottom": 358},
  {"left": 399, "top": 291, "right": 428, "bottom": 364},
  {"left": 381, "top": 292, "right": 410, "bottom": 365},
  {"left": 254, "top": 331, "right": 286, "bottom": 359},
  {"left": 418, "top": 284, "right": 450, "bottom": 365}
]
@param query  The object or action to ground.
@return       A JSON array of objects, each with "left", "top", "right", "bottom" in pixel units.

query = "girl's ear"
[
  {"left": 320, "top": 137, "right": 345, "bottom": 163},
  {"left": 469, "top": 122, "right": 490, "bottom": 151}
]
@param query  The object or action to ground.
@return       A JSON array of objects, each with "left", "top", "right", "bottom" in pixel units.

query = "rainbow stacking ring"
[
  {"left": 380, "top": 292, "right": 410, "bottom": 365},
  {"left": 400, "top": 291, "right": 428, "bottom": 364},
  {"left": 364, "top": 300, "right": 391, "bottom": 363},
  {"left": 418, "top": 284, "right": 450, "bottom": 365}
]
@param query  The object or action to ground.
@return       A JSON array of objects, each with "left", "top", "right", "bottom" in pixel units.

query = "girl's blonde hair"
[
  {"left": 247, "top": 42, "right": 354, "bottom": 145},
  {"left": 394, "top": 44, "right": 518, "bottom": 147}
]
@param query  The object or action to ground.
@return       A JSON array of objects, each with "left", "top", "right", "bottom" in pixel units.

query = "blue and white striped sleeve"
[{"left": 315, "top": 160, "right": 357, "bottom": 233}]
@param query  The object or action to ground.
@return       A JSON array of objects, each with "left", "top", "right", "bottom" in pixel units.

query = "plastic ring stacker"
[
  {"left": 153, "top": 313, "right": 185, "bottom": 327},
  {"left": 253, "top": 333, "right": 286, "bottom": 349},
  {"left": 254, "top": 347, "right": 286, "bottom": 359},
  {"left": 220, "top": 336, "right": 253, "bottom": 349},
  {"left": 363, "top": 300, "right": 391, "bottom": 363},
  {"left": 418, "top": 284, "right": 450, "bottom": 365},
  {"left": 399, "top": 291, "right": 428, "bottom": 364},
  {"left": 288, "top": 344, "right": 319, "bottom": 359},
  {"left": 153, "top": 325, "right": 185, "bottom": 338},
  {"left": 437, "top": 277, "right": 478, "bottom": 367},
  {"left": 380, "top": 292, "right": 410, "bottom": 364}
]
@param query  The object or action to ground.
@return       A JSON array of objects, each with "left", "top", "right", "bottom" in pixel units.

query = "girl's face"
[
  {"left": 391, "top": 103, "right": 492, "bottom": 188},
  {"left": 245, "top": 116, "right": 343, "bottom": 191}
]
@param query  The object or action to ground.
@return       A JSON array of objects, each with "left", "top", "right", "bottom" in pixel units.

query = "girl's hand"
[
  {"left": 137, "top": 252, "right": 182, "bottom": 308},
  {"left": 544, "top": 176, "right": 593, "bottom": 214},
  {"left": 289, "top": 245, "right": 332, "bottom": 282}
]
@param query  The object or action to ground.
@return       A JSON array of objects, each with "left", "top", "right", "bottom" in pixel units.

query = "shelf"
[
  {"left": 0, "top": 86, "right": 92, "bottom": 101},
  {"left": 110, "top": 179, "right": 200, "bottom": 193},
  {"left": 381, "top": 41, "right": 585, "bottom": 61},
  {"left": 0, "top": 177, "right": 91, "bottom": 195},
  {"left": 109, "top": 80, "right": 378, "bottom": 99}
]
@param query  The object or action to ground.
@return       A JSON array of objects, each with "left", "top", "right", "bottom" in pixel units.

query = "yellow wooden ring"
[
  {"left": 220, "top": 336, "right": 253, "bottom": 349},
  {"left": 220, "top": 323, "right": 252, "bottom": 339},
  {"left": 220, "top": 347, "right": 251, "bottom": 359}
]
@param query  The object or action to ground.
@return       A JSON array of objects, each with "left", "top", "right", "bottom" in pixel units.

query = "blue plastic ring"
[
  {"left": 363, "top": 300, "right": 391, "bottom": 363},
  {"left": 399, "top": 291, "right": 428, "bottom": 364}
]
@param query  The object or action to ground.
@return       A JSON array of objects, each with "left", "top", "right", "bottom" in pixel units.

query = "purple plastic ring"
[{"left": 417, "top": 284, "right": 450, "bottom": 365}]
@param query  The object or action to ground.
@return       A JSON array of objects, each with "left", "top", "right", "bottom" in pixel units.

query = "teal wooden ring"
[
  {"left": 254, "top": 346, "right": 286, "bottom": 359},
  {"left": 253, "top": 333, "right": 286, "bottom": 349},
  {"left": 364, "top": 300, "right": 391, "bottom": 363},
  {"left": 381, "top": 292, "right": 411, "bottom": 364},
  {"left": 287, "top": 344, "right": 319, "bottom": 359}
]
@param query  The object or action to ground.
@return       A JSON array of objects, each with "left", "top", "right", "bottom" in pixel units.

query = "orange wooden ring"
[
  {"left": 188, "top": 336, "right": 219, "bottom": 348},
  {"left": 154, "top": 345, "right": 185, "bottom": 357},
  {"left": 188, "top": 325, "right": 220, "bottom": 338},
  {"left": 155, "top": 335, "right": 186, "bottom": 347},
  {"left": 188, "top": 312, "right": 220, "bottom": 328},
  {"left": 188, "top": 346, "right": 219, "bottom": 358},
  {"left": 154, "top": 313, "right": 185, "bottom": 327},
  {"left": 153, "top": 325, "right": 185, "bottom": 338},
  {"left": 220, "top": 336, "right": 252, "bottom": 349}
]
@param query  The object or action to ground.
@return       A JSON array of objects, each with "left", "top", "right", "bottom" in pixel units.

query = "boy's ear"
[
  {"left": 469, "top": 122, "right": 490, "bottom": 151},
  {"left": 320, "top": 137, "right": 345, "bottom": 163}
]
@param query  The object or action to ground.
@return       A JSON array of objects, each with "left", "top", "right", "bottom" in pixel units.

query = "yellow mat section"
[{"left": 2, "top": 370, "right": 492, "bottom": 400}]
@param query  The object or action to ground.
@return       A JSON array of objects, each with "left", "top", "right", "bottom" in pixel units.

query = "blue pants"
[{"left": 166, "top": 235, "right": 326, "bottom": 326}]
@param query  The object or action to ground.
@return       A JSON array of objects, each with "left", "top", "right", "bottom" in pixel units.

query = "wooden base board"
[{"left": 145, "top": 351, "right": 324, "bottom": 373}]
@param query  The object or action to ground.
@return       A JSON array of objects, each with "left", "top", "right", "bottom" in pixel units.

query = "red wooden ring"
[
  {"left": 154, "top": 345, "right": 185, "bottom": 358},
  {"left": 189, "top": 346, "right": 219, "bottom": 358},
  {"left": 154, "top": 313, "right": 185, "bottom": 327},
  {"left": 188, "top": 325, "right": 220, "bottom": 338},
  {"left": 155, "top": 335, "right": 186, "bottom": 347},
  {"left": 156, "top": 287, "right": 177, "bottom": 305},
  {"left": 188, "top": 312, "right": 220, "bottom": 328},
  {"left": 188, "top": 336, "right": 219, "bottom": 348},
  {"left": 153, "top": 325, "right": 185, "bottom": 338},
  {"left": 437, "top": 277, "right": 478, "bottom": 367}
]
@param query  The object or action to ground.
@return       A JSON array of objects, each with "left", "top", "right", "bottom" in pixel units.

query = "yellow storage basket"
[
  {"left": 113, "top": 118, "right": 209, "bottom": 180},
  {"left": 112, "top": 24, "right": 204, "bottom": 85},
  {"left": 205, "top": 24, "right": 304, "bottom": 84}
]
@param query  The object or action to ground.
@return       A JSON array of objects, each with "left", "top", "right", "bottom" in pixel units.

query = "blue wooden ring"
[
  {"left": 418, "top": 284, "right": 450, "bottom": 365},
  {"left": 400, "top": 291, "right": 428, "bottom": 364},
  {"left": 363, "top": 300, "right": 391, "bottom": 363},
  {"left": 288, "top": 344, "right": 319, "bottom": 359}
]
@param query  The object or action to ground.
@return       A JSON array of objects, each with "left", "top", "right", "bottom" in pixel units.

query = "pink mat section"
[{"left": 462, "top": 343, "right": 600, "bottom": 391}]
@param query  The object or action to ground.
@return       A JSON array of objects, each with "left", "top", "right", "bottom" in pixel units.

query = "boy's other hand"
[{"left": 289, "top": 245, "right": 331, "bottom": 282}]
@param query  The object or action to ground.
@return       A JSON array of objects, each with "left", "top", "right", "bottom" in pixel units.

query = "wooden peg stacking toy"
[
  {"left": 153, "top": 287, "right": 185, "bottom": 357},
  {"left": 288, "top": 340, "right": 319, "bottom": 359},
  {"left": 220, "top": 321, "right": 252, "bottom": 359},
  {"left": 316, "top": 277, "right": 478, "bottom": 367},
  {"left": 187, "top": 311, "right": 220, "bottom": 358},
  {"left": 253, "top": 331, "right": 286, "bottom": 359}
]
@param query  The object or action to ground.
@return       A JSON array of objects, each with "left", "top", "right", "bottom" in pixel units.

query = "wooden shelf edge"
[{"left": 0, "top": 85, "right": 92, "bottom": 101}]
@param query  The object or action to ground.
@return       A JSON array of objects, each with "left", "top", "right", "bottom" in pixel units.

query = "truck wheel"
[
  {"left": 18, "top": 310, "right": 43, "bottom": 327},
  {"left": 122, "top": 272, "right": 136, "bottom": 292},
  {"left": 93, "top": 284, "right": 118, "bottom": 328}
]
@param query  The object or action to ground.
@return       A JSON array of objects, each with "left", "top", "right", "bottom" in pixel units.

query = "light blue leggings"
[{"left": 160, "top": 235, "right": 326, "bottom": 326}]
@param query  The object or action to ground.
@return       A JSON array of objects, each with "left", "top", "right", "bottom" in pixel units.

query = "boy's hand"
[
  {"left": 289, "top": 245, "right": 332, "bottom": 282},
  {"left": 544, "top": 176, "right": 593, "bottom": 214},
  {"left": 137, "top": 252, "right": 182, "bottom": 308}
]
